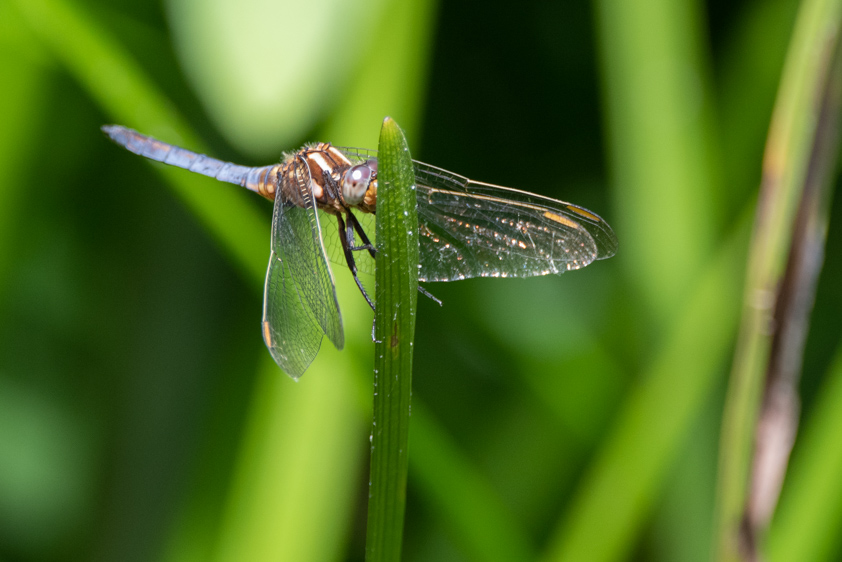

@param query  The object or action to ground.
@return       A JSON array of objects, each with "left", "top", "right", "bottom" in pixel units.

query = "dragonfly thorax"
[{"left": 277, "top": 144, "right": 378, "bottom": 214}]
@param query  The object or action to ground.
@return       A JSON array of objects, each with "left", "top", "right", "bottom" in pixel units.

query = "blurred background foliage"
[{"left": 1, "top": 0, "right": 841, "bottom": 561}]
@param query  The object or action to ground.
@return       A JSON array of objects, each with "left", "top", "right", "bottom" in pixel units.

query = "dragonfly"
[{"left": 102, "top": 125, "right": 617, "bottom": 379}]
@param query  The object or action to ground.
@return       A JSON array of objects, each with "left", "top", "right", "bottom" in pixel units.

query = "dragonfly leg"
[
  {"left": 346, "top": 211, "right": 442, "bottom": 306},
  {"left": 323, "top": 172, "right": 372, "bottom": 250},
  {"left": 370, "top": 318, "right": 381, "bottom": 343},
  {"left": 347, "top": 212, "right": 377, "bottom": 258},
  {"left": 343, "top": 216, "right": 369, "bottom": 253},
  {"left": 418, "top": 285, "right": 442, "bottom": 306},
  {"left": 337, "top": 213, "right": 375, "bottom": 311}
]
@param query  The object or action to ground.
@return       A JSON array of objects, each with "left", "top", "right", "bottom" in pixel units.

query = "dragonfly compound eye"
[{"left": 342, "top": 164, "right": 373, "bottom": 205}]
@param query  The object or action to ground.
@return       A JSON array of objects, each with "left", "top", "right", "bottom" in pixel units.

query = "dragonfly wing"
[
  {"left": 413, "top": 162, "right": 617, "bottom": 282},
  {"left": 334, "top": 148, "right": 618, "bottom": 282},
  {"left": 335, "top": 146, "right": 378, "bottom": 163},
  {"left": 262, "top": 158, "right": 343, "bottom": 379},
  {"left": 262, "top": 248, "right": 327, "bottom": 379}
]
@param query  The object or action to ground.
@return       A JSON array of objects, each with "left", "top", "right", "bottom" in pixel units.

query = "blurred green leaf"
[
  {"left": 0, "top": 6, "right": 49, "bottom": 297},
  {"left": 12, "top": 0, "right": 269, "bottom": 284},
  {"left": 11, "top": 1, "right": 375, "bottom": 561},
  {"left": 539, "top": 0, "right": 730, "bottom": 560},
  {"left": 0, "top": 377, "right": 95, "bottom": 555},
  {"left": 8, "top": 0, "right": 841, "bottom": 561},
  {"left": 210, "top": 357, "right": 365, "bottom": 562},
  {"left": 541, "top": 212, "right": 749, "bottom": 562},
  {"left": 716, "top": 0, "right": 800, "bottom": 212},
  {"left": 594, "top": 0, "right": 718, "bottom": 325},
  {"left": 165, "top": 0, "right": 390, "bottom": 156},
  {"left": 714, "top": 0, "right": 842, "bottom": 558},
  {"left": 320, "top": 0, "right": 438, "bottom": 149},
  {"left": 0, "top": 9, "right": 95, "bottom": 556},
  {"left": 410, "top": 402, "right": 535, "bottom": 562},
  {"left": 769, "top": 339, "right": 842, "bottom": 562}
]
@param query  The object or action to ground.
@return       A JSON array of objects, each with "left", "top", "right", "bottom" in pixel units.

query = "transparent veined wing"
[
  {"left": 337, "top": 147, "right": 617, "bottom": 283},
  {"left": 412, "top": 161, "right": 617, "bottom": 281},
  {"left": 262, "top": 156, "right": 344, "bottom": 379}
]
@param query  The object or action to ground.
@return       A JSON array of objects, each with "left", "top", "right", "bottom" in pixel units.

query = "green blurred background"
[{"left": 1, "top": 0, "right": 841, "bottom": 561}]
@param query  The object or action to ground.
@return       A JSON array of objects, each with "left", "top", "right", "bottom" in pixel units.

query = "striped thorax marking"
[{"left": 300, "top": 144, "right": 353, "bottom": 205}]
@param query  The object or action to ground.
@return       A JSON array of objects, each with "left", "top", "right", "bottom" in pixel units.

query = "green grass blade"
[
  {"left": 366, "top": 117, "right": 418, "bottom": 562},
  {"left": 713, "top": 0, "right": 842, "bottom": 558}
]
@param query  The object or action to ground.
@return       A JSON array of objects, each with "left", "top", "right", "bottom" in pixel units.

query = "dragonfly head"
[{"left": 342, "top": 159, "right": 378, "bottom": 206}]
